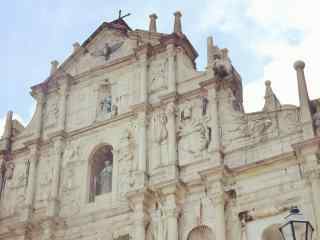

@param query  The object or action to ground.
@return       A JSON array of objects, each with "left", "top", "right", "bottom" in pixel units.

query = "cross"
[{"left": 118, "top": 10, "right": 131, "bottom": 20}]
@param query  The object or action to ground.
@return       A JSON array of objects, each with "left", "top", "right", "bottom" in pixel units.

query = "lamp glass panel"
[
  {"left": 293, "top": 222, "right": 307, "bottom": 240},
  {"left": 281, "top": 223, "right": 295, "bottom": 240}
]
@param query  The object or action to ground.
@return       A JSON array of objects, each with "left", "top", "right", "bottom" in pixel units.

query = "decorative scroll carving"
[{"left": 44, "top": 94, "right": 59, "bottom": 128}]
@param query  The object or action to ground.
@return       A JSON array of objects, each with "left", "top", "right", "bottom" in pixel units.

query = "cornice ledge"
[
  {"left": 292, "top": 136, "right": 320, "bottom": 152},
  {"left": 130, "top": 102, "right": 152, "bottom": 113},
  {"left": 159, "top": 91, "right": 179, "bottom": 104}
]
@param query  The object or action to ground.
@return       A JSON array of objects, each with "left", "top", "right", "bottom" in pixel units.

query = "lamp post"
[{"left": 279, "top": 207, "right": 314, "bottom": 240}]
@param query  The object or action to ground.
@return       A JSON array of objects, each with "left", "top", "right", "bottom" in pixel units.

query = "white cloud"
[
  {"left": 198, "top": 0, "right": 320, "bottom": 112},
  {"left": 244, "top": 0, "right": 320, "bottom": 112}
]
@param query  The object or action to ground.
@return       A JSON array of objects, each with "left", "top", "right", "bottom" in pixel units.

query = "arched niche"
[
  {"left": 187, "top": 225, "right": 215, "bottom": 240},
  {"left": 88, "top": 144, "right": 113, "bottom": 202},
  {"left": 261, "top": 224, "right": 282, "bottom": 240}
]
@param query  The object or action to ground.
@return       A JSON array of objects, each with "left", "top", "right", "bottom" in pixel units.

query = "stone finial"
[
  {"left": 293, "top": 60, "right": 314, "bottom": 137},
  {"left": 50, "top": 60, "right": 59, "bottom": 75},
  {"left": 263, "top": 80, "right": 280, "bottom": 111},
  {"left": 207, "top": 36, "right": 214, "bottom": 65},
  {"left": 3, "top": 111, "right": 13, "bottom": 139},
  {"left": 73, "top": 42, "right": 81, "bottom": 53},
  {"left": 294, "top": 60, "right": 305, "bottom": 70},
  {"left": 149, "top": 14, "right": 158, "bottom": 33},
  {"left": 173, "top": 11, "right": 182, "bottom": 34}
]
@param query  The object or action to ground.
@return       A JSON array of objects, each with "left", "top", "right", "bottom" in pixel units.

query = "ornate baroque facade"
[{"left": 1, "top": 12, "right": 320, "bottom": 240}]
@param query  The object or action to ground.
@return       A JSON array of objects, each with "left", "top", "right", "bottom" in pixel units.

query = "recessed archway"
[
  {"left": 187, "top": 225, "right": 214, "bottom": 240},
  {"left": 89, "top": 144, "right": 113, "bottom": 202}
]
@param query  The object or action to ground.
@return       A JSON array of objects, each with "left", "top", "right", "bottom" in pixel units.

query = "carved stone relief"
[
  {"left": 178, "top": 101, "right": 211, "bottom": 163},
  {"left": 44, "top": 94, "right": 60, "bottom": 128},
  {"left": 115, "top": 129, "right": 135, "bottom": 198},
  {"left": 149, "top": 59, "right": 168, "bottom": 93},
  {"left": 151, "top": 109, "right": 169, "bottom": 169}
]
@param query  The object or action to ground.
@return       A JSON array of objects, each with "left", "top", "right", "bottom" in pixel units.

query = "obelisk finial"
[
  {"left": 149, "top": 14, "right": 158, "bottom": 33},
  {"left": 173, "top": 11, "right": 182, "bottom": 34}
]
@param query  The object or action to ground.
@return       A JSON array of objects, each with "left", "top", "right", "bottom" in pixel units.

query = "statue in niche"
[
  {"left": 100, "top": 95, "right": 113, "bottom": 113},
  {"left": 97, "top": 160, "right": 113, "bottom": 194}
]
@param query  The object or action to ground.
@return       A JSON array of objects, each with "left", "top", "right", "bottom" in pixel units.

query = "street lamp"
[{"left": 279, "top": 207, "right": 314, "bottom": 240}]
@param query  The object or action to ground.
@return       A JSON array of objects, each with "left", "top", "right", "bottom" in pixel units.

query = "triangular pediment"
[{"left": 60, "top": 19, "right": 136, "bottom": 76}]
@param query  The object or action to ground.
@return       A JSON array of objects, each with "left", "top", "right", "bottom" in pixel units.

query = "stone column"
[
  {"left": 167, "top": 44, "right": 177, "bottom": 93},
  {"left": 166, "top": 102, "right": 177, "bottom": 165},
  {"left": 293, "top": 60, "right": 314, "bottom": 138},
  {"left": 140, "top": 52, "right": 148, "bottom": 103},
  {"left": 166, "top": 193, "right": 179, "bottom": 240},
  {"left": 127, "top": 190, "right": 152, "bottom": 240},
  {"left": 210, "top": 180, "right": 226, "bottom": 240},
  {"left": 23, "top": 144, "right": 39, "bottom": 221},
  {"left": 57, "top": 80, "right": 70, "bottom": 130},
  {"left": 138, "top": 111, "right": 148, "bottom": 172},
  {"left": 47, "top": 136, "right": 64, "bottom": 217},
  {"left": 205, "top": 82, "right": 221, "bottom": 161},
  {"left": 23, "top": 89, "right": 45, "bottom": 221},
  {"left": 308, "top": 171, "right": 320, "bottom": 233}
]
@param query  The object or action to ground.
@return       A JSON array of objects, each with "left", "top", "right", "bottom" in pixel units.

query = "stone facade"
[{"left": 0, "top": 12, "right": 320, "bottom": 240}]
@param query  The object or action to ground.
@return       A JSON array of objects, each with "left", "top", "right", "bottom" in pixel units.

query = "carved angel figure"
[{"left": 90, "top": 42, "right": 124, "bottom": 61}]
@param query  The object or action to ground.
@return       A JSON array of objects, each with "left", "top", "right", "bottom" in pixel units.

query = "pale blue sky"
[{"left": 1, "top": 0, "right": 319, "bottom": 132}]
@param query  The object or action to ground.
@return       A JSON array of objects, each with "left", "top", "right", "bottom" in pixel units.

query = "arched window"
[
  {"left": 187, "top": 225, "right": 214, "bottom": 240},
  {"left": 262, "top": 224, "right": 282, "bottom": 240},
  {"left": 89, "top": 145, "right": 113, "bottom": 202}
]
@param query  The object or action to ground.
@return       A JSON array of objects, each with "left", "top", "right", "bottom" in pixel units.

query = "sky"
[{"left": 1, "top": 0, "right": 320, "bottom": 136}]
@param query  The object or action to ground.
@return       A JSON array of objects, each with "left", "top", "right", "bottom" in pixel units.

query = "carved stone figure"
[
  {"left": 179, "top": 117, "right": 211, "bottom": 159},
  {"left": 201, "top": 96, "right": 209, "bottom": 116},
  {"left": 112, "top": 104, "right": 118, "bottom": 117},
  {"left": 98, "top": 160, "right": 113, "bottom": 194},
  {"left": 5, "top": 161, "right": 15, "bottom": 180},
  {"left": 180, "top": 102, "right": 192, "bottom": 121},
  {"left": 152, "top": 110, "right": 168, "bottom": 144},
  {"left": 212, "top": 48, "right": 233, "bottom": 79},
  {"left": 100, "top": 95, "right": 113, "bottom": 113},
  {"left": 90, "top": 42, "right": 124, "bottom": 61},
  {"left": 150, "top": 60, "right": 168, "bottom": 93},
  {"left": 246, "top": 118, "right": 273, "bottom": 142}
]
